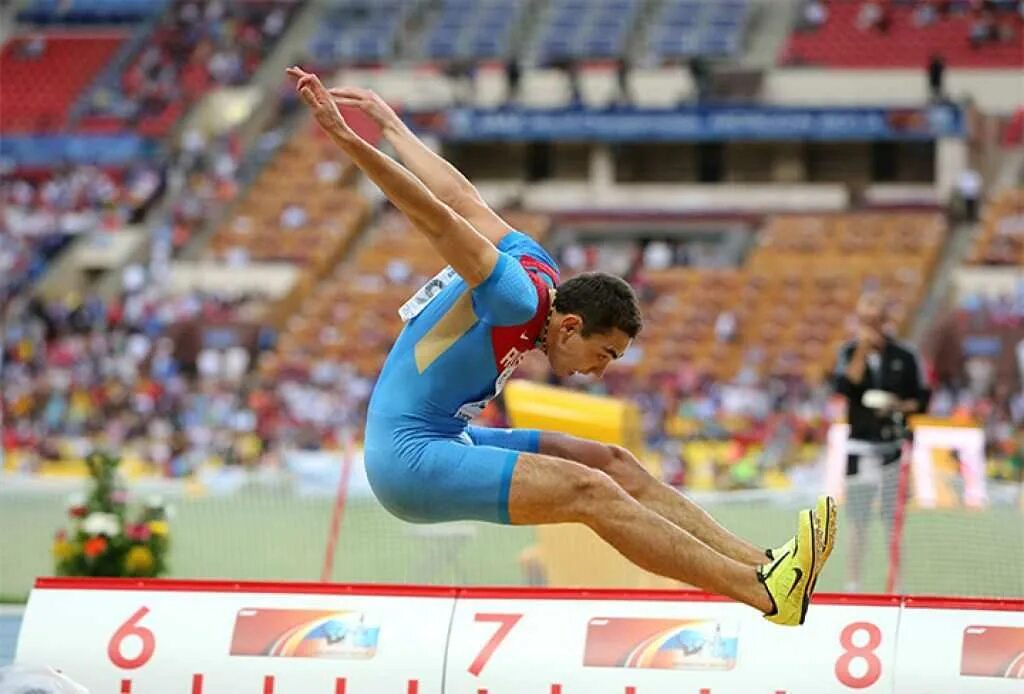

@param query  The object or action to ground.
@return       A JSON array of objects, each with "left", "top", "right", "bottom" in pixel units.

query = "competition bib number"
[{"left": 398, "top": 266, "right": 460, "bottom": 323}]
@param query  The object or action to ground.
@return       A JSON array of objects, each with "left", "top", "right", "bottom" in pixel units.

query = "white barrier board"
[
  {"left": 445, "top": 593, "right": 901, "bottom": 694},
  {"left": 13, "top": 580, "right": 1024, "bottom": 693},
  {"left": 16, "top": 581, "right": 453, "bottom": 694},
  {"left": 893, "top": 598, "right": 1024, "bottom": 694}
]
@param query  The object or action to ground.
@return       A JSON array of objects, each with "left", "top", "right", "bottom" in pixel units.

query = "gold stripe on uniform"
[{"left": 414, "top": 290, "right": 478, "bottom": 373}]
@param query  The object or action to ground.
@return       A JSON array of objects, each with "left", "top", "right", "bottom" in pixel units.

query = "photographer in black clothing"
[{"left": 833, "top": 292, "right": 929, "bottom": 591}]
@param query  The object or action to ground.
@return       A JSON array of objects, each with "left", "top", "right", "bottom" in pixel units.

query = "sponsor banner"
[
  {"left": 433, "top": 105, "right": 963, "bottom": 142},
  {"left": 229, "top": 608, "right": 381, "bottom": 659},
  {"left": 0, "top": 135, "right": 158, "bottom": 168},
  {"left": 15, "top": 583, "right": 452, "bottom": 694},
  {"left": 893, "top": 599, "right": 1024, "bottom": 693},
  {"left": 444, "top": 596, "right": 900, "bottom": 694}
]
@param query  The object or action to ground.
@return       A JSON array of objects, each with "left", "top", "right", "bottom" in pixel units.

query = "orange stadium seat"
[
  {"left": 210, "top": 127, "right": 368, "bottom": 274},
  {"left": 629, "top": 212, "right": 946, "bottom": 382},
  {"left": 273, "top": 211, "right": 552, "bottom": 379},
  {"left": 967, "top": 189, "right": 1024, "bottom": 266}
]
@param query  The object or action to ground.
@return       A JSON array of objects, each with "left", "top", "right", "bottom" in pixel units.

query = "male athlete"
[{"left": 287, "top": 67, "right": 836, "bottom": 626}]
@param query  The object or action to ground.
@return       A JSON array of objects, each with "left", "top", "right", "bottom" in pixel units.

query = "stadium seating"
[
  {"left": 77, "top": 0, "right": 302, "bottom": 136},
  {"left": 967, "top": 189, "right": 1024, "bottom": 265},
  {"left": 268, "top": 204, "right": 943, "bottom": 385},
  {"left": 646, "top": 0, "right": 750, "bottom": 60},
  {"left": 309, "top": 0, "right": 411, "bottom": 65},
  {"left": 632, "top": 212, "right": 946, "bottom": 382},
  {"left": 16, "top": 0, "right": 167, "bottom": 23},
  {"left": 274, "top": 210, "right": 551, "bottom": 378},
  {"left": 533, "top": 0, "right": 641, "bottom": 64},
  {"left": 0, "top": 33, "right": 126, "bottom": 132},
  {"left": 784, "top": 1, "right": 1024, "bottom": 67},
  {"left": 210, "top": 127, "right": 367, "bottom": 273},
  {"left": 422, "top": 0, "right": 526, "bottom": 62}
]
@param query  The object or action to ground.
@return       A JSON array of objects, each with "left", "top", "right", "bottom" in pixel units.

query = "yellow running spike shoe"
[
  {"left": 758, "top": 509, "right": 817, "bottom": 626},
  {"left": 813, "top": 495, "right": 838, "bottom": 589}
]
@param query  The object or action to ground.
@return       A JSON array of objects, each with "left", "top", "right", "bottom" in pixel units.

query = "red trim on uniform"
[
  {"left": 489, "top": 262, "right": 555, "bottom": 370},
  {"left": 519, "top": 256, "right": 559, "bottom": 288}
]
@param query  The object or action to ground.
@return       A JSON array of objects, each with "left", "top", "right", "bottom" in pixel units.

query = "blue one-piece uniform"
[{"left": 364, "top": 231, "right": 560, "bottom": 524}]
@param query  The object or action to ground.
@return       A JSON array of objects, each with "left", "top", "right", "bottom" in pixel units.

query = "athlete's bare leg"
[
  {"left": 510, "top": 452, "right": 773, "bottom": 613},
  {"left": 540, "top": 433, "right": 768, "bottom": 567}
]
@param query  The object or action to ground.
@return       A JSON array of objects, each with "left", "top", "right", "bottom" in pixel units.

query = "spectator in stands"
[
  {"left": 955, "top": 167, "right": 982, "bottom": 222},
  {"left": 280, "top": 202, "right": 309, "bottom": 230},
  {"left": 642, "top": 240, "right": 673, "bottom": 271},
  {"left": 969, "top": 8, "right": 997, "bottom": 46},
  {"left": 800, "top": 0, "right": 829, "bottom": 30},
  {"left": 914, "top": 0, "right": 940, "bottom": 27},
  {"left": 715, "top": 310, "right": 738, "bottom": 344},
  {"left": 506, "top": 59, "right": 521, "bottom": 102},
  {"left": 16, "top": 35, "right": 46, "bottom": 60},
  {"left": 832, "top": 292, "right": 929, "bottom": 592},
  {"left": 688, "top": 57, "right": 710, "bottom": 102},
  {"left": 856, "top": 1, "right": 892, "bottom": 32},
  {"left": 927, "top": 53, "right": 946, "bottom": 102}
]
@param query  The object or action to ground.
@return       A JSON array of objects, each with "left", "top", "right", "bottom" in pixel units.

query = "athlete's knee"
[
  {"left": 564, "top": 464, "right": 632, "bottom": 522},
  {"left": 603, "top": 445, "right": 655, "bottom": 498}
]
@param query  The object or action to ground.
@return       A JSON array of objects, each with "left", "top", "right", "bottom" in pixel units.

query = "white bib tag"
[{"left": 398, "top": 266, "right": 459, "bottom": 323}]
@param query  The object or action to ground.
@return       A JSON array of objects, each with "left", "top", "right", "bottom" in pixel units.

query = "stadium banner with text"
[
  {"left": 15, "top": 579, "right": 1023, "bottom": 693},
  {"left": 432, "top": 104, "right": 964, "bottom": 142},
  {"left": 0, "top": 135, "right": 161, "bottom": 168}
]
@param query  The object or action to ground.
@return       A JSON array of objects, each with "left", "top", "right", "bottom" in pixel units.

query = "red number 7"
[{"left": 468, "top": 613, "right": 522, "bottom": 677}]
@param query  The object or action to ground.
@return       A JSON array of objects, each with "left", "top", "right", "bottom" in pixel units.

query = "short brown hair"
[{"left": 554, "top": 272, "right": 643, "bottom": 338}]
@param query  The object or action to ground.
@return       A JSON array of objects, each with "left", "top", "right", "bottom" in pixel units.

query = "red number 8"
[
  {"left": 835, "top": 621, "right": 882, "bottom": 689},
  {"left": 108, "top": 607, "right": 155, "bottom": 670}
]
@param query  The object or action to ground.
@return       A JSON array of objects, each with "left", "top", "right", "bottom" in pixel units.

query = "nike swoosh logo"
[
  {"left": 787, "top": 567, "right": 804, "bottom": 597},
  {"left": 760, "top": 551, "right": 788, "bottom": 580}
]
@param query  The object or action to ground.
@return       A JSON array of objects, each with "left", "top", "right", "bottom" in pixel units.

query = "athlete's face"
[{"left": 547, "top": 315, "right": 632, "bottom": 379}]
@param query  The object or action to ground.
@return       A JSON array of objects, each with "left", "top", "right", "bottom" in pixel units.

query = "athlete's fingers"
[
  {"left": 328, "top": 87, "right": 364, "bottom": 99},
  {"left": 299, "top": 86, "right": 318, "bottom": 107}
]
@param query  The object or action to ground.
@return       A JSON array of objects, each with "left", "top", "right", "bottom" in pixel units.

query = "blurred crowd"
[
  {"left": 928, "top": 288, "right": 1024, "bottom": 480},
  {"left": 82, "top": 0, "right": 298, "bottom": 126},
  {"left": 1, "top": 277, "right": 371, "bottom": 478},
  {"left": 3, "top": 248, "right": 1021, "bottom": 488},
  {"left": 1, "top": 165, "right": 163, "bottom": 308},
  {"left": 801, "top": 0, "right": 1024, "bottom": 42}
]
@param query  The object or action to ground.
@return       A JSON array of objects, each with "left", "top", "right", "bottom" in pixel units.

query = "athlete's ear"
[{"left": 560, "top": 314, "right": 583, "bottom": 336}]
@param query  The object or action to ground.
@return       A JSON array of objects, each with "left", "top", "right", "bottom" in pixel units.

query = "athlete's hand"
[
  {"left": 328, "top": 86, "right": 403, "bottom": 133},
  {"left": 287, "top": 67, "right": 354, "bottom": 138}
]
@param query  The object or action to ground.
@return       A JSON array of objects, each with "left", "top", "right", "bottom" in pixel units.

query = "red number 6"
[
  {"left": 107, "top": 607, "right": 156, "bottom": 670},
  {"left": 835, "top": 621, "right": 883, "bottom": 689}
]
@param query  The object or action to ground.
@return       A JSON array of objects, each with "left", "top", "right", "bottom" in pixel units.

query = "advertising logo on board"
[
  {"left": 584, "top": 617, "right": 739, "bottom": 671},
  {"left": 961, "top": 626, "right": 1024, "bottom": 679},
  {"left": 230, "top": 608, "right": 381, "bottom": 659}
]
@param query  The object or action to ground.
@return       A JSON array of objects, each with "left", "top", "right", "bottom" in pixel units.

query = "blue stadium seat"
[
  {"left": 18, "top": 0, "right": 167, "bottom": 23},
  {"left": 468, "top": 37, "right": 504, "bottom": 59}
]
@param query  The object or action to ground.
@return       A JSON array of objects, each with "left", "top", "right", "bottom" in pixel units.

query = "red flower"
[
  {"left": 54, "top": 529, "right": 67, "bottom": 542},
  {"left": 84, "top": 536, "right": 108, "bottom": 559},
  {"left": 126, "top": 524, "right": 151, "bottom": 542},
  {"left": 69, "top": 506, "right": 87, "bottom": 518}
]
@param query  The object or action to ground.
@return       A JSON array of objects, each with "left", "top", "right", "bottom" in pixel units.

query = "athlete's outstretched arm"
[
  {"left": 329, "top": 86, "right": 513, "bottom": 246},
  {"left": 288, "top": 68, "right": 498, "bottom": 286}
]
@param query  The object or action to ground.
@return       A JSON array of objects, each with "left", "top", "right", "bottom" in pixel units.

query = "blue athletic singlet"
[{"left": 363, "top": 231, "right": 560, "bottom": 523}]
